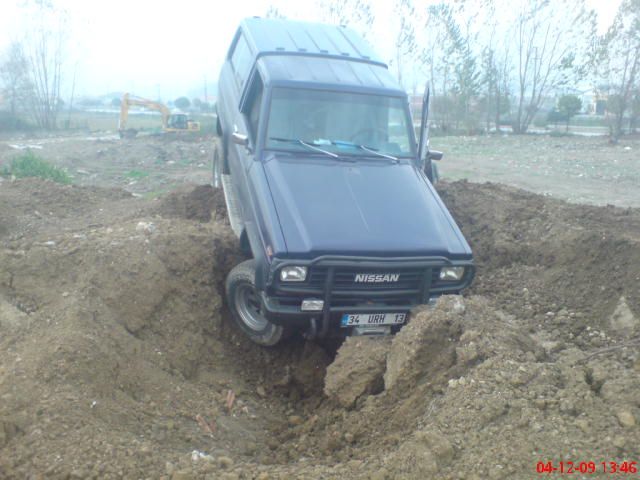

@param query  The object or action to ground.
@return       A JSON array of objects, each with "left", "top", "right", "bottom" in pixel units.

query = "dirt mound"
[
  {"left": 438, "top": 180, "right": 640, "bottom": 339},
  {"left": 283, "top": 296, "right": 639, "bottom": 478},
  {"left": 0, "top": 178, "right": 133, "bottom": 240},
  {"left": 156, "top": 184, "right": 227, "bottom": 223},
  {"left": 0, "top": 181, "right": 268, "bottom": 479},
  {"left": 1, "top": 178, "right": 639, "bottom": 479}
]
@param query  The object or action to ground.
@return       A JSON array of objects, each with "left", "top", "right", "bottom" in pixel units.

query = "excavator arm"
[
  {"left": 119, "top": 93, "right": 172, "bottom": 137},
  {"left": 118, "top": 92, "right": 200, "bottom": 138}
]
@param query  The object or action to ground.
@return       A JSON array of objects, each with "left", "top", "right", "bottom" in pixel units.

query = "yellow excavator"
[{"left": 118, "top": 92, "right": 200, "bottom": 138}]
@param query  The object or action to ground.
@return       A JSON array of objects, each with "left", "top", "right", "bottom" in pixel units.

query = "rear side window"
[{"left": 231, "top": 34, "right": 252, "bottom": 88}]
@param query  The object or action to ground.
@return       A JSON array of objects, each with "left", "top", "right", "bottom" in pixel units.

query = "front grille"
[
  {"left": 329, "top": 294, "right": 417, "bottom": 307},
  {"left": 308, "top": 266, "right": 424, "bottom": 292},
  {"left": 431, "top": 267, "right": 441, "bottom": 285}
]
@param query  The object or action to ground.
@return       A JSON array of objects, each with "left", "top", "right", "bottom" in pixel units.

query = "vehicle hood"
[{"left": 262, "top": 154, "right": 472, "bottom": 259}]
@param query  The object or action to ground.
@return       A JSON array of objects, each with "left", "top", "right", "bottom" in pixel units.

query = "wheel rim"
[{"left": 235, "top": 283, "right": 269, "bottom": 331}]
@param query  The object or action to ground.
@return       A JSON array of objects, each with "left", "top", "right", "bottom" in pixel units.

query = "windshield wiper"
[
  {"left": 269, "top": 137, "right": 344, "bottom": 160},
  {"left": 332, "top": 140, "right": 399, "bottom": 161}
]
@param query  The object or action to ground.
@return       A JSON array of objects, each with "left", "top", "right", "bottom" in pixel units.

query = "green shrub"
[{"left": 3, "top": 151, "right": 72, "bottom": 184}]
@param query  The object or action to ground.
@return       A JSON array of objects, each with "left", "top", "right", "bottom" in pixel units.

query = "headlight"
[
  {"left": 280, "top": 266, "right": 307, "bottom": 282},
  {"left": 439, "top": 267, "right": 465, "bottom": 282}
]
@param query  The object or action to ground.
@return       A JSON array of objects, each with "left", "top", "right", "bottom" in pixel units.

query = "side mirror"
[
  {"left": 428, "top": 150, "right": 443, "bottom": 161},
  {"left": 231, "top": 132, "right": 249, "bottom": 146}
]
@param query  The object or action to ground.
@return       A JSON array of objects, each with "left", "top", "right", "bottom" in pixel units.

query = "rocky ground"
[{"left": 0, "top": 136, "right": 639, "bottom": 479}]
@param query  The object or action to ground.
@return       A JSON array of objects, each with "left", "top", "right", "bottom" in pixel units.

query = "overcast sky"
[{"left": 0, "top": 0, "right": 621, "bottom": 101}]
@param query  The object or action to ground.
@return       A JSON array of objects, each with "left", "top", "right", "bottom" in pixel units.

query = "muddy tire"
[
  {"left": 225, "top": 259, "right": 287, "bottom": 346},
  {"left": 212, "top": 143, "right": 222, "bottom": 188}
]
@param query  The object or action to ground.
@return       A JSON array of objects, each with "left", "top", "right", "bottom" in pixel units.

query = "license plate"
[{"left": 341, "top": 313, "right": 406, "bottom": 327}]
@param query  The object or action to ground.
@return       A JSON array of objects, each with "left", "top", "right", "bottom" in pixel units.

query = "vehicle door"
[{"left": 232, "top": 68, "right": 264, "bottom": 223}]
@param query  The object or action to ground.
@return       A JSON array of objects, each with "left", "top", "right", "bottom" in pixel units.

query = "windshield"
[{"left": 265, "top": 88, "right": 415, "bottom": 158}]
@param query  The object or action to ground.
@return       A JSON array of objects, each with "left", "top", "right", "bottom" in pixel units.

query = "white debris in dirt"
[
  {"left": 191, "top": 450, "right": 214, "bottom": 462},
  {"left": 43, "top": 241, "right": 56, "bottom": 247},
  {"left": 623, "top": 146, "right": 631, "bottom": 150},
  {"left": 449, "top": 296, "right": 466, "bottom": 314},
  {"left": 608, "top": 296, "right": 638, "bottom": 336},
  {"left": 135, "top": 222, "right": 156, "bottom": 235}
]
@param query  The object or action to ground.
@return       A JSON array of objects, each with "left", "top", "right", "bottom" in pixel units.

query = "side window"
[
  {"left": 243, "top": 73, "right": 264, "bottom": 141},
  {"left": 230, "top": 34, "right": 252, "bottom": 88}
]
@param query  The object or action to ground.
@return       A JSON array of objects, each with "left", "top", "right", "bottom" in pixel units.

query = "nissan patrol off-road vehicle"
[{"left": 214, "top": 18, "right": 474, "bottom": 346}]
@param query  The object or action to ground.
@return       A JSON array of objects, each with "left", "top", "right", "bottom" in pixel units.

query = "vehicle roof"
[
  {"left": 239, "top": 17, "right": 387, "bottom": 68},
  {"left": 257, "top": 55, "right": 404, "bottom": 96}
]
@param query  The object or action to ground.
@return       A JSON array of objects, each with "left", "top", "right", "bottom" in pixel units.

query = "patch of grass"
[
  {"left": 2, "top": 151, "right": 72, "bottom": 184},
  {"left": 124, "top": 169, "right": 150, "bottom": 179}
]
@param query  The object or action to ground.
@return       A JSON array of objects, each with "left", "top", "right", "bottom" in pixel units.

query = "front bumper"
[{"left": 260, "top": 255, "right": 474, "bottom": 330}]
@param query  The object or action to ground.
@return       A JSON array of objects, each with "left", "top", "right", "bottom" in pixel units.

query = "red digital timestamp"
[{"left": 536, "top": 461, "right": 638, "bottom": 475}]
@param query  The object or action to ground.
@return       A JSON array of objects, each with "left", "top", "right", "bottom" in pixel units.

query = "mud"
[{"left": 1, "top": 170, "right": 639, "bottom": 479}]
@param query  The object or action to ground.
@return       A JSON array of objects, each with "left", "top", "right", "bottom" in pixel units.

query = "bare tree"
[
  {"left": 598, "top": 0, "right": 640, "bottom": 142},
  {"left": 630, "top": 89, "right": 640, "bottom": 133},
  {"left": 317, "top": 0, "right": 375, "bottom": 38},
  {"left": 391, "top": 0, "right": 417, "bottom": 89},
  {"left": 427, "top": 3, "right": 482, "bottom": 133},
  {"left": 20, "top": 0, "right": 69, "bottom": 130},
  {"left": 0, "top": 42, "right": 32, "bottom": 118},
  {"left": 265, "top": 5, "right": 287, "bottom": 19},
  {"left": 479, "top": 0, "right": 512, "bottom": 133},
  {"left": 420, "top": 8, "right": 457, "bottom": 131},
  {"left": 481, "top": 44, "right": 512, "bottom": 132},
  {"left": 512, "top": 0, "right": 596, "bottom": 133}
]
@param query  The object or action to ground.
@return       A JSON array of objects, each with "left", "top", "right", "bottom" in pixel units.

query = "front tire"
[{"left": 225, "top": 260, "right": 287, "bottom": 346}]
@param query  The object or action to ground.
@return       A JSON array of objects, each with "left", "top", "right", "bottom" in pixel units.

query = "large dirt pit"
[{"left": 1, "top": 177, "right": 639, "bottom": 479}]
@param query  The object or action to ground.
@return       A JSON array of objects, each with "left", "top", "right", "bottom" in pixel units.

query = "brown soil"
[{"left": 1, "top": 172, "right": 639, "bottom": 479}]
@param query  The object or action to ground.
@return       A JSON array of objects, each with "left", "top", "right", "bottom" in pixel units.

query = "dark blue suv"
[{"left": 215, "top": 18, "right": 474, "bottom": 345}]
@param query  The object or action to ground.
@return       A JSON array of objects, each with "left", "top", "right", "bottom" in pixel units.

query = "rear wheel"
[{"left": 225, "top": 260, "right": 288, "bottom": 346}]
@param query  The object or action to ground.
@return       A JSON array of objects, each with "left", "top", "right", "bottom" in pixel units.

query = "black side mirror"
[{"left": 428, "top": 150, "right": 443, "bottom": 161}]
